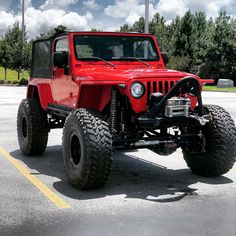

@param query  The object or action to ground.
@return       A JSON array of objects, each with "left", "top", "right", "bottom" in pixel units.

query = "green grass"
[
  {"left": 0, "top": 66, "right": 29, "bottom": 81},
  {"left": 203, "top": 85, "right": 236, "bottom": 92}
]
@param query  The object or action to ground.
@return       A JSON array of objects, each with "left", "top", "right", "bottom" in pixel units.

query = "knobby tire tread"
[
  {"left": 183, "top": 105, "right": 236, "bottom": 176},
  {"left": 62, "top": 109, "right": 112, "bottom": 190},
  {"left": 17, "top": 98, "right": 48, "bottom": 155}
]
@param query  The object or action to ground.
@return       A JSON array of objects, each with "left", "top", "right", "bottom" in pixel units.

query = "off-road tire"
[
  {"left": 62, "top": 109, "right": 112, "bottom": 190},
  {"left": 183, "top": 105, "right": 236, "bottom": 176},
  {"left": 17, "top": 98, "right": 48, "bottom": 155}
]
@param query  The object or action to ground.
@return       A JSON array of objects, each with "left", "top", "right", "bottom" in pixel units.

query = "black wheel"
[
  {"left": 182, "top": 105, "right": 236, "bottom": 176},
  {"left": 62, "top": 109, "right": 112, "bottom": 190},
  {"left": 17, "top": 98, "right": 48, "bottom": 155}
]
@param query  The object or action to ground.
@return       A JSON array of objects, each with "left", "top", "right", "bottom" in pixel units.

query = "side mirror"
[
  {"left": 161, "top": 52, "right": 169, "bottom": 66},
  {"left": 53, "top": 51, "right": 68, "bottom": 68}
]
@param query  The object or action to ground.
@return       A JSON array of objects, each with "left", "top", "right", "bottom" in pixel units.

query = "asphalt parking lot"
[{"left": 0, "top": 86, "right": 236, "bottom": 236}]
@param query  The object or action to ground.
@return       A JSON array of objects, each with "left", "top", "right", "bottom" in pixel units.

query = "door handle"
[
  {"left": 53, "top": 68, "right": 56, "bottom": 77},
  {"left": 72, "top": 73, "right": 75, "bottom": 81}
]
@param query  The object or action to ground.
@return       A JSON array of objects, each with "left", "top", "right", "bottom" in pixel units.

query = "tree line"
[{"left": 0, "top": 11, "right": 235, "bottom": 84}]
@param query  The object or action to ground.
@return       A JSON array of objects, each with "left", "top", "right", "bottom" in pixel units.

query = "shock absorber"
[{"left": 110, "top": 88, "right": 117, "bottom": 133}]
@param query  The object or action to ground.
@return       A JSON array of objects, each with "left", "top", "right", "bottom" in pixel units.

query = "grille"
[{"left": 147, "top": 80, "right": 176, "bottom": 98}]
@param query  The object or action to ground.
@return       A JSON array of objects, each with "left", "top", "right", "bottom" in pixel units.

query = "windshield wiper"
[
  {"left": 119, "top": 57, "right": 151, "bottom": 68},
  {"left": 81, "top": 56, "right": 116, "bottom": 68}
]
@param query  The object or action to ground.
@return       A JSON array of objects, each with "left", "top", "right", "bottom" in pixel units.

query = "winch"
[{"left": 165, "top": 97, "right": 191, "bottom": 117}]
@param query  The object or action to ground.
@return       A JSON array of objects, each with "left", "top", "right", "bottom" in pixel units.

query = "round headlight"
[{"left": 130, "top": 82, "right": 145, "bottom": 98}]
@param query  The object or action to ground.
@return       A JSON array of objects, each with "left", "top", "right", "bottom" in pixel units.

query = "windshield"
[{"left": 74, "top": 35, "right": 159, "bottom": 61}]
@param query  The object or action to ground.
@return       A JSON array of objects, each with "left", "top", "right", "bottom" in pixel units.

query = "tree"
[
  {"left": 193, "top": 16, "right": 215, "bottom": 77},
  {"left": 173, "top": 11, "right": 195, "bottom": 59},
  {"left": 120, "top": 24, "right": 131, "bottom": 32},
  {"left": 4, "top": 22, "right": 25, "bottom": 80},
  {"left": 3, "top": 23, "right": 33, "bottom": 79},
  {"left": 206, "top": 11, "right": 236, "bottom": 83},
  {"left": 91, "top": 28, "right": 102, "bottom": 32},
  {"left": 131, "top": 17, "right": 145, "bottom": 32},
  {"left": 149, "top": 13, "right": 169, "bottom": 51},
  {"left": 164, "top": 16, "right": 181, "bottom": 56},
  {"left": 45, "top": 25, "right": 68, "bottom": 37},
  {"left": 0, "top": 38, "right": 10, "bottom": 80},
  {"left": 23, "top": 40, "right": 32, "bottom": 71},
  {"left": 192, "top": 12, "right": 209, "bottom": 64},
  {"left": 167, "top": 14, "right": 192, "bottom": 72}
]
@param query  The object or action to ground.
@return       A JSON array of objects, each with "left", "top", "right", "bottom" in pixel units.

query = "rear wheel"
[
  {"left": 62, "top": 109, "right": 112, "bottom": 190},
  {"left": 182, "top": 105, "right": 236, "bottom": 176},
  {"left": 17, "top": 98, "right": 48, "bottom": 155}
]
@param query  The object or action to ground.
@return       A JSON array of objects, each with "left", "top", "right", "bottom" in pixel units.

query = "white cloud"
[
  {"left": 0, "top": 7, "right": 93, "bottom": 39},
  {"left": 157, "top": 0, "right": 236, "bottom": 20},
  {"left": 105, "top": 0, "right": 142, "bottom": 19},
  {"left": 40, "top": 0, "right": 79, "bottom": 10},
  {"left": 0, "top": 11, "right": 15, "bottom": 35},
  {"left": 104, "top": 0, "right": 184, "bottom": 25},
  {"left": 25, "top": 7, "right": 93, "bottom": 38},
  {"left": 104, "top": 0, "right": 156, "bottom": 25},
  {"left": 83, "top": 0, "right": 100, "bottom": 11},
  {"left": 156, "top": 0, "right": 187, "bottom": 20},
  {"left": 186, "top": 0, "right": 236, "bottom": 17}
]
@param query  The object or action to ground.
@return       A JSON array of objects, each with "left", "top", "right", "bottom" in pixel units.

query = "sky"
[{"left": 0, "top": 0, "right": 235, "bottom": 39}]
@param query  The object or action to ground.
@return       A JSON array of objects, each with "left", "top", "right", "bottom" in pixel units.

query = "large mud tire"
[
  {"left": 17, "top": 99, "right": 48, "bottom": 155},
  {"left": 183, "top": 105, "right": 236, "bottom": 176},
  {"left": 62, "top": 109, "right": 112, "bottom": 190}
]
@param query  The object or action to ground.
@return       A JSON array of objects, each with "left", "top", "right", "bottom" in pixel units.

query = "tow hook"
[{"left": 189, "top": 114, "right": 210, "bottom": 126}]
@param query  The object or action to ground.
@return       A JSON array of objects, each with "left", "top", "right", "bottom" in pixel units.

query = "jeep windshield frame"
[{"left": 74, "top": 35, "right": 160, "bottom": 62}]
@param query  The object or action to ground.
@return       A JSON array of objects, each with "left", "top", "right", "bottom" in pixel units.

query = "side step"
[{"left": 47, "top": 103, "right": 74, "bottom": 118}]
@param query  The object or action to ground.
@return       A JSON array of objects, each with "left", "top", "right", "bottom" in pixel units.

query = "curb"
[
  {"left": 0, "top": 84, "right": 27, "bottom": 87},
  {"left": 202, "top": 90, "right": 236, "bottom": 93}
]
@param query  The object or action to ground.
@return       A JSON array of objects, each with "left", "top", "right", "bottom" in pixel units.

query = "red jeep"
[{"left": 17, "top": 31, "right": 236, "bottom": 189}]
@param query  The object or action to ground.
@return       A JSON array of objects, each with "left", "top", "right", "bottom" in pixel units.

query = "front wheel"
[
  {"left": 182, "top": 105, "right": 236, "bottom": 176},
  {"left": 62, "top": 109, "right": 112, "bottom": 190}
]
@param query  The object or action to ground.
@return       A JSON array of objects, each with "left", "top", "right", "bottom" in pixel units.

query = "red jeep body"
[{"left": 27, "top": 32, "right": 209, "bottom": 114}]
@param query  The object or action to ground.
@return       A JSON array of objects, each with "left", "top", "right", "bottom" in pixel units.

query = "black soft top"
[
  {"left": 34, "top": 31, "right": 69, "bottom": 43},
  {"left": 31, "top": 30, "right": 69, "bottom": 78}
]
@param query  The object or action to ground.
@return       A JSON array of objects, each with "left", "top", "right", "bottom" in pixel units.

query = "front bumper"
[{"left": 138, "top": 76, "right": 210, "bottom": 128}]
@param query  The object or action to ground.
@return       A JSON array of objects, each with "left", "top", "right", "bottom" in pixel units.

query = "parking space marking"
[
  {"left": 0, "top": 147, "right": 70, "bottom": 209},
  {"left": 0, "top": 138, "right": 16, "bottom": 141}
]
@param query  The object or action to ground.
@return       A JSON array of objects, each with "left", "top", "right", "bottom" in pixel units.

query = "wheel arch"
[
  {"left": 27, "top": 84, "right": 53, "bottom": 110},
  {"left": 77, "top": 85, "right": 112, "bottom": 112}
]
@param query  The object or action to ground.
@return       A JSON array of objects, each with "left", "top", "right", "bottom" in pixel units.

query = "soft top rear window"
[{"left": 31, "top": 40, "right": 52, "bottom": 78}]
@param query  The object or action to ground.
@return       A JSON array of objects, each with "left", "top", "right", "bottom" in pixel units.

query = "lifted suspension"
[{"left": 110, "top": 87, "right": 117, "bottom": 133}]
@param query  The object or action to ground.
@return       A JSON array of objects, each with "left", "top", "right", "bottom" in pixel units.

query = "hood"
[
  {"left": 121, "top": 68, "right": 195, "bottom": 79},
  {"left": 75, "top": 67, "right": 196, "bottom": 82}
]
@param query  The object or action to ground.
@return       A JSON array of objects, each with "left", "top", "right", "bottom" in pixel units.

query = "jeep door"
[{"left": 52, "top": 37, "right": 71, "bottom": 106}]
